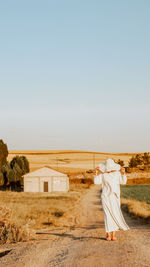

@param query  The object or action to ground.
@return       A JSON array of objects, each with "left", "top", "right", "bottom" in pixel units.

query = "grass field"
[
  {"left": 121, "top": 185, "right": 150, "bottom": 220},
  {"left": 121, "top": 185, "right": 150, "bottom": 204}
]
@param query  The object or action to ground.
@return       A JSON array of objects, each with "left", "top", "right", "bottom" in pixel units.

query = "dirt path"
[{"left": 0, "top": 186, "right": 150, "bottom": 267}]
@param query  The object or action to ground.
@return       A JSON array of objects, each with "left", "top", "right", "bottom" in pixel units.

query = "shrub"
[
  {"left": 125, "top": 167, "right": 132, "bottom": 173},
  {"left": 86, "top": 169, "right": 94, "bottom": 174},
  {"left": 117, "top": 159, "right": 124, "bottom": 167},
  {"left": 70, "top": 178, "right": 93, "bottom": 185},
  {"left": 52, "top": 211, "right": 64, "bottom": 217},
  {"left": 128, "top": 153, "right": 150, "bottom": 170},
  {"left": 142, "top": 152, "right": 150, "bottom": 166},
  {"left": 0, "top": 207, "right": 33, "bottom": 243},
  {"left": 135, "top": 154, "right": 143, "bottom": 165},
  {"left": 129, "top": 156, "right": 138, "bottom": 168}
]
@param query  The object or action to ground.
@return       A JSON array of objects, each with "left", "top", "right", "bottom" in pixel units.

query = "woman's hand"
[
  {"left": 120, "top": 167, "right": 125, "bottom": 175},
  {"left": 95, "top": 167, "right": 99, "bottom": 175}
]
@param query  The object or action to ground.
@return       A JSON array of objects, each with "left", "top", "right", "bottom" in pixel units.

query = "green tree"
[
  {"left": 128, "top": 153, "right": 150, "bottom": 169},
  {"left": 0, "top": 140, "right": 8, "bottom": 168},
  {"left": 0, "top": 156, "right": 30, "bottom": 186},
  {"left": 128, "top": 156, "right": 138, "bottom": 168},
  {"left": 1, "top": 162, "right": 16, "bottom": 185},
  {"left": 10, "top": 156, "right": 30, "bottom": 184},
  {"left": 0, "top": 141, "right": 30, "bottom": 187},
  {"left": 142, "top": 152, "right": 150, "bottom": 166},
  {"left": 10, "top": 156, "right": 29, "bottom": 174},
  {"left": 135, "top": 154, "right": 142, "bottom": 165},
  {"left": 0, "top": 172, "right": 4, "bottom": 186}
]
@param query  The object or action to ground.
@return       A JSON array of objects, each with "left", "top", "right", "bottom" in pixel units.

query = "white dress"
[{"left": 94, "top": 171, "right": 129, "bottom": 233}]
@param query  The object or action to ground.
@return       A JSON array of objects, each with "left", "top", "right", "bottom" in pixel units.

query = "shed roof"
[{"left": 24, "top": 167, "right": 67, "bottom": 178}]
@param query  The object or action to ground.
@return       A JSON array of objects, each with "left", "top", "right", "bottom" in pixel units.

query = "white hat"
[{"left": 99, "top": 158, "right": 120, "bottom": 173}]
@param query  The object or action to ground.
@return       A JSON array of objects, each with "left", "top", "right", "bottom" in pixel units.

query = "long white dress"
[{"left": 94, "top": 171, "right": 129, "bottom": 233}]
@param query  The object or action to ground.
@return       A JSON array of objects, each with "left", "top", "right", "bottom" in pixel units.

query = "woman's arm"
[
  {"left": 94, "top": 167, "right": 102, "bottom": 185},
  {"left": 94, "top": 174, "right": 102, "bottom": 185},
  {"left": 119, "top": 167, "right": 127, "bottom": 184}
]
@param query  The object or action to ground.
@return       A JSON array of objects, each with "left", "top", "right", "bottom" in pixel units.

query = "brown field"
[
  {"left": 127, "top": 171, "right": 150, "bottom": 180},
  {"left": 1, "top": 186, "right": 150, "bottom": 267},
  {"left": 0, "top": 184, "right": 90, "bottom": 230},
  {"left": 0, "top": 183, "right": 90, "bottom": 243},
  {"left": 8, "top": 150, "right": 136, "bottom": 172},
  {"left": 127, "top": 178, "right": 150, "bottom": 185}
]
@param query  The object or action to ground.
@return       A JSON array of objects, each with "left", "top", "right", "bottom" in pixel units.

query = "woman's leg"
[
  {"left": 106, "top": 232, "right": 111, "bottom": 241},
  {"left": 111, "top": 231, "right": 117, "bottom": 241}
]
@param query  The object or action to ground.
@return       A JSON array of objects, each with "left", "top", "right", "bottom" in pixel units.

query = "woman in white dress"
[{"left": 94, "top": 159, "right": 129, "bottom": 241}]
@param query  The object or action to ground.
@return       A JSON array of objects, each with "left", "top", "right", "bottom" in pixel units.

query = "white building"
[{"left": 24, "top": 167, "right": 69, "bottom": 193}]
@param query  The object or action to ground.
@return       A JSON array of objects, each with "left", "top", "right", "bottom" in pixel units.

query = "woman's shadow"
[{"left": 36, "top": 231, "right": 106, "bottom": 241}]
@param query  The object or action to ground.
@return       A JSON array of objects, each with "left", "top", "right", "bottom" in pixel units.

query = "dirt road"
[{"left": 0, "top": 186, "right": 150, "bottom": 267}]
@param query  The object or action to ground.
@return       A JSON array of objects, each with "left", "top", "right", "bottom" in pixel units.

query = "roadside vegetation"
[
  {"left": 121, "top": 185, "right": 150, "bottom": 220},
  {"left": 0, "top": 183, "right": 90, "bottom": 243}
]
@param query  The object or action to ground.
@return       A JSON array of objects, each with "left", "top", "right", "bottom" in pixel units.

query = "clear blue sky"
[{"left": 0, "top": 0, "right": 150, "bottom": 152}]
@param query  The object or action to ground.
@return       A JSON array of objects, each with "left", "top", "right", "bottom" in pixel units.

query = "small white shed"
[{"left": 24, "top": 167, "right": 69, "bottom": 193}]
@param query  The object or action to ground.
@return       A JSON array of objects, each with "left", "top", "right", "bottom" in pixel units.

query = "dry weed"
[
  {"left": 121, "top": 198, "right": 150, "bottom": 219},
  {"left": 0, "top": 184, "right": 90, "bottom": 243},
  {"left": 0, "top": 207, "right": 34, "bottom": 243},
  {"left": 127, "top": 178, "right": 150, "bottom": 185}
]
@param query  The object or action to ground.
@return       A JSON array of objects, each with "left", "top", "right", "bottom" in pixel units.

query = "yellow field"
[
  {"left": 0, "top": 183, "right": 90, "bottom": 243},
  {"left": 8, "top": 150, "right": 135, "bottom": 172}
]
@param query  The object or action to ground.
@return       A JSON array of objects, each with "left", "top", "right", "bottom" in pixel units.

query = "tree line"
[
  {"left": 117, "top": 152, "right": 150, "bottom": 172},
  {"left": 0, "top": 140, "right": 29, "bottom": 188}
]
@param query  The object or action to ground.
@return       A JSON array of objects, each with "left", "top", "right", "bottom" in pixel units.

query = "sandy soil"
[{"left": 0, "top": 186, "right": 150, "bottom": 267}]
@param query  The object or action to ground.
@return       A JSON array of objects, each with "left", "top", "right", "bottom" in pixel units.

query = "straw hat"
[{"left": 99, "top": 159, "right": 120, "bottom": 173}]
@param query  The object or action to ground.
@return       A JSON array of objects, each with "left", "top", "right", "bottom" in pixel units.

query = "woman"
[{"left": 94, "top": 158, "right": 129, "bottom": 241}]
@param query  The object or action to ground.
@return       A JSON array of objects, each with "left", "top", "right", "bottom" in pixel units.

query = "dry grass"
[
  {"left": 121, "top": 198, "right": 150, "bottom": 220},
  {"left": 8, "top": 150, "right": 135, "bottom": 172},
  {"left": 127, "top": 178, "right": 150, "bottom": 185},
  {"left": 0, "top": 207, "right": 33, "bottom": 243},
  {"left": 127, "top": 171, "right": 150, "bottom": 180},
  {"left": 0, "top": 184, "right": 90, "bottom": 243},
  {"left": 47, "top": 166, "right": 87, "bottom": 175},
  {"left": 121, "top": 185, "right": 150, "bottom": 220}
]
